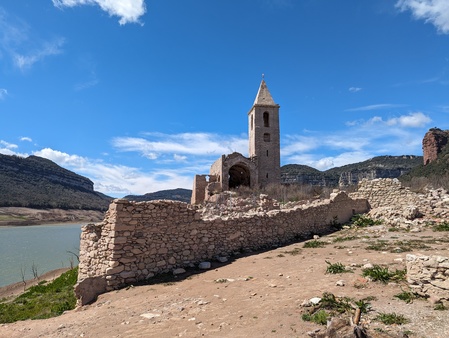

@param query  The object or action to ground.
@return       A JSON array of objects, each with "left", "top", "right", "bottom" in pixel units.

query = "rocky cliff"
[
  {"left": 0, "top": 154, "right": 110, "bottom": 210},
  {"left": 423, "top": 128, "right": 449, "bottom": 165}
]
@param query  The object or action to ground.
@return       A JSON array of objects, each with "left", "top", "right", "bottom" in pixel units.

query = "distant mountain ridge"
[
  {"left": 124, "top": 188, "right": 192, "bottom": 203},
  {"left": 281, "top": 155, "right": 423, "bottom": 187},
  {"left": 0, "top": 153, "right": 425, "bottom": 209},
  {"left": 125, "top": 155, "right": 424, "bottom": 203},
  {"left": 0, "top": 154, "right": 110, "bottom": 210}
]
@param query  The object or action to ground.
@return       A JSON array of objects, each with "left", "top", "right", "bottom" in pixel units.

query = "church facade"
[{"left": 191, "top": 79, "right": 281, "bottom": 204}]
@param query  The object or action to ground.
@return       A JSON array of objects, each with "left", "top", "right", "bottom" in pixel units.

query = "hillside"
[
  {"left": 0, "top": 154, "right": 110, "bottom": 210},
  {"left": 124, "top": 188, "right": 192, "bottom": 203},
  {"left": 281, "top": 155, "right": 423, "bottom": 187}
]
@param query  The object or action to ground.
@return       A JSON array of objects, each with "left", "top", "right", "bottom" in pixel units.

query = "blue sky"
[{"left": 1, "top": 0, "right": 449, "bottom": 197}]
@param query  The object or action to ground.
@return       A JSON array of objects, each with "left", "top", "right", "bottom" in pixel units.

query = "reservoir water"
[{"left": 0, "top": 223, "right": 82, "bottom": 287}]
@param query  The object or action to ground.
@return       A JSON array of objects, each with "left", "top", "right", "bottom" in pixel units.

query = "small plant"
[
  {"left": 351, "top": 214, "right": 382, "bottom": 227},
  {"left": 282, "top": 247, "right": 302, "bottom": 255},
  {"left": 354, "top": 298, "right": 372, "bottom": 313},
  {"left": 320, "top": 292, "right": 352, "bottom": 313},
  {"left": 375, "top": 312, "right": 408, "bottom": 325},
  {"left": 365, "top": 240, "right": 389, "bottom": 251},
  {"left": 362, "top": 265, "right": 393, "bottom": 284},
  {"left": 325, "top": 261, "right": 352, "bottom": 274},
  {"left": 394, "top": 290, "right": 416, "bottom": 304},
  {"left": 303, "top": 240, "right": 326, "bottom": 248},
  {"left": 433, "top": 222, "right": 449, "bottom": 232},
  {"left": 434, "top": 302, "right": 447, "bottom": 311},
  {"left": 215, "top": 278, "right": 228, "bottom": 283},
  {"left": 333, "top": 235, "right": 358, "bottom": 243},
  {"left": 301, "top": 309, "right": 328, "bottom": 325}
]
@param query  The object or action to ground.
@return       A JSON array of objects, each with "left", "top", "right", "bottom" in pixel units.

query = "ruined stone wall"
[
  {"left": 350, "top": 178, "right": 449, "bottom": 221},
  {"left": 75, "top": 192, "right": 368, "bottom": 305},
  {"left": 350, "top": 178, "right": 420, "bottom": 209},
  {"left": 191, "top": 175, "right": 208, "bottom": 205},
  {"left": 407, "top": 254, "right": 449, "bottom": 303}
]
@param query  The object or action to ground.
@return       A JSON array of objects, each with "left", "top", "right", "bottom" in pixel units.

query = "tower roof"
[{"left": 253, "top": 79, "right": 277, "bottom": 106}]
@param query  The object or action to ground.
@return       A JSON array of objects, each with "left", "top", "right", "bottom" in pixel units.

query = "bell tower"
[{"left": 248, "top": 78, "right": 281, "bottom": 187}]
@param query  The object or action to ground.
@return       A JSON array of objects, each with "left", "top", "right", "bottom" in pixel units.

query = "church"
[{"left": 191, "top": 79, "right": 281, "bottom": 204}]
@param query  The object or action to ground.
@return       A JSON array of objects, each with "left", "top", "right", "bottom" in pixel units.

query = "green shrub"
[
  {"left": 303, "top": 240, "right": 326, "bottom": 248},
  {"left": 375, "top": 312, "right": 408, "bottom": 325},
  {"left": 301, "top": 310, "right": 328, "bottom": 325},
  {"left": 333, "top": 235, "right": 358, "bottom": 243},
  {"left": 434, "top": 303, "right": 447, "bottom": 311},
  {"left": 325, "top": 261, "right": 352, "bottom": 274},
  {"left": 362, "top": 265, "right": 391, "bottom": 283},
  {"left": 0, "top": 268, "right": 78, "bottom": 323},
  {"left": 433, "top": 222, "right": 449, "bottom": 232},
  {"left": 320, "top": 292, "right": 352, "bottom": 313},
  {"left": 351, "top": 214, "right": 382, "bottom": 227},
  {"left": 394, "top": 290, "right": 416, "bottom": 304}
]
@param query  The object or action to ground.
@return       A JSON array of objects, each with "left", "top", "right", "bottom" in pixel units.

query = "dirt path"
[{"left": 1, "top": 225, "right": 448, "bottom": 337}]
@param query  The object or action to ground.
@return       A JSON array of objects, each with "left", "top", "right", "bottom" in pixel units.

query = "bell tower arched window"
[{"left": 263, "top": 112, "right": 269, "bottom": 127}]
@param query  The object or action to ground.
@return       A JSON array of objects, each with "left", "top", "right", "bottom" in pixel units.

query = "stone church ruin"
[
  {"left": 74, "top": 80, "right": 449, "bottom": 307},
  {"left": 75, "top": 80, "right": 370, "bottom": 304},
  {"left": 191, "top": 79, "right": 281, "bottom": 204}
]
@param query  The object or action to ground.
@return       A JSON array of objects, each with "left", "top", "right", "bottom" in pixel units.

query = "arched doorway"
[{"left": 228, "top": 164, "right": 251, "bottom": 189}]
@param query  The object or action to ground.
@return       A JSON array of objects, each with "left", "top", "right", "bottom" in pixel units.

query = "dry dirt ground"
[{"left": 1, "top": 225, "right": 449, "bottom": 338}]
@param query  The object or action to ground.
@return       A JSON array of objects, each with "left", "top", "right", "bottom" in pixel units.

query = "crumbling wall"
[
  {"left": 407, "top": 254, "right": 449, "bottom": 303},
  {"left": 350, "top": 178, "right": 420, "bottom": 209},
  {"left": 75, "top": 191, "right": 368, "bottom": 305},
  {"left": 350, "top": 178, "right": 449, "bottom": 223}
]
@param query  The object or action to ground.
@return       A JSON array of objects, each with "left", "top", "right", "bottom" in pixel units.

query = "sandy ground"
[{"left": 1, "top": 225, "right": 449, "bottom": 338}]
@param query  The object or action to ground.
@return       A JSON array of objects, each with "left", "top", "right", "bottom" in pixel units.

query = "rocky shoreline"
[
  {"left": 0, "top": 207, "right": 104, "bottom": 226},
  {"left": 0, "top": 268, "right": 70, "bottom": 300}
]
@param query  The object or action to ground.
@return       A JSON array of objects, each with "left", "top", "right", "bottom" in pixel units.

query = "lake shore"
[
  {"left": 0, "top": 207, "right": 105, "bottom": 226},
  {"left": 0, "top": 268, "right": 70, "bottom": 300}
]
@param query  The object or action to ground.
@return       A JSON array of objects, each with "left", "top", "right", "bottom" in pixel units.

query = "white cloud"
[
  {"left": 52, "top": 0, "right": 147, "bottom": 25},
  {"left": 397, "top": 0, "right": 449, "bottom": 34},
  {"left": 33, "top": 147, "right": 193, "bottom": 196},
  {"left": 0, "top": 140, "right": 23, "bottom": 156},
  {"left": 349, "top": 87, "right": 362, "bottom": 93},
  {"left": 359, "top": 112, "right": 431, "bottom": 128},
  {"left": 20, "top": 136, "right": 32, "bottom": 142},
  {"left": 112, "top": 132, "right": 248, "bottom": 160},
  {"left": 0, "top": 88, "right": 7, "bottom": 100},
  {"left": 0, "top": 9, "right": 65, "bottom": 71},
  {"left": 0, "top": 140, "right": 18, "bottom": 150},
  {"left": 13, "top": 38, "right": 65, "bottom": 71},
  {"left": 346, "top": 104, "right": 408, "bottom": 112},
  {"left": 309, "top": 152, "right": 372, "bottom": 171},
  {"left": 385, "top": 112, "right": 432, "bottom": 127},
  {"left": 282, "top": 111, "right": 431, "bottom": 171},
  {"left": 173, "top": 154, "right": 187, "bottom": 162}
]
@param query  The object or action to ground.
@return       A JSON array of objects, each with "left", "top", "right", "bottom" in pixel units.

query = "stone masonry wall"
[
  {"left": 75, "top": 192, "right": 368, "bottom": 305},
  {"left": 407, "top": 254, "right": 449, "bottom": 303},
  {"left": 350, "top": 178, "right": 449, "bottom": 222},
  {"left": 350, "top": 178, "right": 421, "bottom": 209}
]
